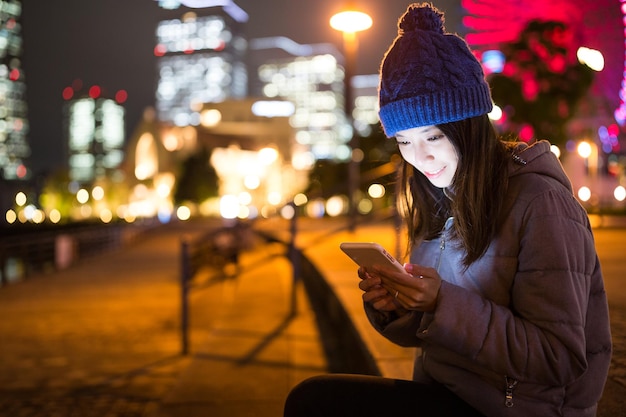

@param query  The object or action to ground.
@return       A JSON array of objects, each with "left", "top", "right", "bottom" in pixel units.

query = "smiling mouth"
[{"left": 424, "top": 166, "right": 445, "bottom": 178}]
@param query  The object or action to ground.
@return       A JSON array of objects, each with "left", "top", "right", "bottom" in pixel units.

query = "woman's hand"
[
  {"left": 357, "top": 266, "right": 407, "bottom": 313},
  {"left": 372, "top": 263, "right": 442, "bottom": 312}
]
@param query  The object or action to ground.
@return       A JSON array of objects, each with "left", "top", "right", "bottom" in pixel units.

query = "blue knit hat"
[{"left": 378, "top": 3, "right": 493, "bottom": 137}]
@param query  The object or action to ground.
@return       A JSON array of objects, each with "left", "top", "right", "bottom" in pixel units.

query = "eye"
[{"left": 427, "top": 134, "right": 445, "bottom": 142}]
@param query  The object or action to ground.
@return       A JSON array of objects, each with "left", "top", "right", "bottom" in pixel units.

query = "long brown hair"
[{"left": 397, "top": 114, "right": 511, "bottom": 267}]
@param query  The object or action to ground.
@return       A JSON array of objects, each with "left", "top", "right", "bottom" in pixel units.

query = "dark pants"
[{"left": 284, "top": 374, "right": 484, "bottom": 417}]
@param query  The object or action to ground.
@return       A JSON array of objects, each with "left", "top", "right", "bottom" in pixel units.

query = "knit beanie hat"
[{"left": 378, "top": 3, "right": 493, "bottom": 137}]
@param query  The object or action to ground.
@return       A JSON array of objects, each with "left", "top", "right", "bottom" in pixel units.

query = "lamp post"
[{"left": 330, "top": 7, "right": 372, "bottom": 231}]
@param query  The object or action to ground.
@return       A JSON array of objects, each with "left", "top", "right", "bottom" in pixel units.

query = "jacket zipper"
[
  {"left": 436, "top": 217, "right": 453, "bottom": 272},
  {"left": 504, "top": 376, "right": 518, "bottom": 407},
  {"left": 436, "top": 234, "right": 445, "bottom": 271}
]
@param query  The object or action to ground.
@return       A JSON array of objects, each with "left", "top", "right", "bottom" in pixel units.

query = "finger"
[
  {"left": 357, "top": 267, "right": 370, "bottom": 280},
  {"left": 369, "top": 292, "right": 401, "bottom": 311},
  {"left": 380, "top": 283, "right": 410, "bottom": 309},
  {"left": 358, "top": 275, "right": 382, "bottom": 291},
  {"left": 381, "top": 283, "right": 400, "bottom": 297},
  {"left": 404, "top": 264, "right": 437, "bottom": 279},
  {"left": 362, "top": 287, "right": 391, "bottom": 304}
]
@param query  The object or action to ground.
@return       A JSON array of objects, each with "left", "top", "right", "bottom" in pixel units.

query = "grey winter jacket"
[{"left": 365, "top": 140, "right": 612, "bottom": 416}]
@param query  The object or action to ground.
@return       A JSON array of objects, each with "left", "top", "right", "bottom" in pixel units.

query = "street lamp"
[{"left": 330, "top": 7, "right": 372, "bottom": 231}]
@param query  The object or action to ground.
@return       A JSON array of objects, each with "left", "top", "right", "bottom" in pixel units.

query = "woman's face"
[{"left": 395, "top": 125, "right": 458, "bottom": 188}]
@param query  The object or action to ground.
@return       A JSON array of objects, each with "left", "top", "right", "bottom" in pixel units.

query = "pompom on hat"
[{"left": 378, "top": 3, "right": 493, "bottom": 137}]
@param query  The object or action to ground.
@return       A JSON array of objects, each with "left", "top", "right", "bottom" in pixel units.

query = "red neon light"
[
  {"left": 115, "top": 89, "right": 128, "bottom": 104},
  {"left": 154, "top": 44, "right": 167, "bottom": 56},
  {"left": 62, "top": 86, "right": 74, "bottom": 100},
  {"left": 89, "top": 85, "right": 101, "bottom": 99}
]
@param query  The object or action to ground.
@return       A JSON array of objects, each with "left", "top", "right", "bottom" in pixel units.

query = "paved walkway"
[
  {"left": 0, "top": 217, "right": 624, "bottom": 416},
  {"left": 0, "top": 219, "right": 325, "bottom": 417}
]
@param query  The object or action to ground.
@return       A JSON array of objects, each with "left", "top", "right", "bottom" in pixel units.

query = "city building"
[
  {"left": 0, "top": 0, "right": 30, "bottom": 180},
  {"left": 351, "top": 74, "right": 380, "bottom": 137},
  {"left": 62, "top": 82, "right": 126, "bottom": 184},
  {"left": 154, "top": 0, "right": 249, "bottom": 126},
  {"left": 249, "top": 36, "right": 353, "bottom": 162}
]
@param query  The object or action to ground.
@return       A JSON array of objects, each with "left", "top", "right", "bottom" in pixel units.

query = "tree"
[
  {"left": 304, "top": 128, "right": 398, "bottom": 200},
  {"left": 489, "top": 20, "right": 595, "bottom": 147},
  {"left": 173, "top": 147, "right": 219, "bottom": 204}
]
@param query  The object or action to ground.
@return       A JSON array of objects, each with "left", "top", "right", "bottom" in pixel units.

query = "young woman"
[{"left": 284, "top": 3, "right": 611, "bottom": 417}]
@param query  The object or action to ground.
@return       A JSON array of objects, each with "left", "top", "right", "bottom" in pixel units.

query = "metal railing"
[
  {"left": 0, "top": 221, "right": 153, "bottom": 286},
  {"left": 179, "top": 221, "right": 256, "bottom": 355},
  {"left": 178, "top": 208, "right": 301, "bottom": 356}
]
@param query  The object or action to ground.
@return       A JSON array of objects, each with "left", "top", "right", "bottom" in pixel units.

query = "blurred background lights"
[
  {"left": 34, "top": 210, "right": 45, "bottom": 224},
  {"left": 219, "top": 194, "right": 239, "bottom": 219},
  {"left": 49, "top": 209, "right": 62, "bottom": 224},
  {"left": 6, "top": 209, "right": 17, "bottom": 224},
  {"left": 578, "top": 186, "right": 592, "bottom": 202},
  {"left": 258, "top": 147, "right": 278, "bottom": 165},
  {"left": 80, "top": 205, "right": 92, "bottom": 218},
  {"left": 481, "top": 50, "right": 505, "bottom": 74},
  {"left": 243, "top": 175, "right": 260, "bottom": 190},
  {"left": 367, "top": 183, "right": 385, "bottom": 199},
  {"left": 88, "top": 85, "right": 101, "bottom": 99},
  {"left": 293, "top": 193, "right": 308, "bottom": 206},
  {"left": 615, "top": 185, "right": 626, "bottom": 202},
  {"left": 200, "top": 108, "right": 222, "bottom": 127},
  {"left": 280, "top": 203, "right": 295, "bottom": 219},
  {"left": 115, "top": 89, "right": 128, "bottom": 104},
  {"left": 91, "top": 186, "right": 105, "bottom": 201},
  {"left": 238, "top": 205, "right": 250, "bottom": 219},
  {"left": 100, "top": 209, "right": 113, "bottom": 223},
  {"left": 576, "top": 47, "right": 604, "bottom": 72},
  {"left": 62, "top": 86, "right": 74, "bottom": 100},
  {"left": 325, "top": 195, "right": 347, "bottom": 217},
  {"left": 251, "top": 100, "right": 295, "bottom": 117},
  {"left": 76, "top": 189, "right": 90, "bottom": 204},
  {"left": 267, "top": 191, "right": 281, "bottom": 205},
  {"left": 157, "top": 183, "right": 172, "bottom": 198},
  {"left": 329, "top": 11, "right": 372, "bottom": 33},
  {"left": 238, "top": 191, "right": 252, "bottom": 205},
  {"left": 577, "top": 141, "right": 592, "bottom": 159},
  {"left": 176, "top": 205, "right": 192, "bottom": 221},
  {"left": 306, "top": 199, "right": 325, "bottom": 218},
  {"left": 15, "top": 191, "right": 26, "bottom": 206},
  {"left": 23, "top": 204, "right": 36, "bottom": 221},
  {"left": 357, "top": 198, "right": 373, "bottom": 215},
  {"left": 488, "top": 104, "right": 503, "bottom": 121}
]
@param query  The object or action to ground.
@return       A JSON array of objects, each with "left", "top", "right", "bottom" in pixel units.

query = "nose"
[{"left": 413, "top": 142, "right": 433, "bottom": 165}]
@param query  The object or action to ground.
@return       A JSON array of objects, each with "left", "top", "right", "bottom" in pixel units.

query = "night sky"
[{"left": 20, "top": 0, "right": 461, "bottom": 177}]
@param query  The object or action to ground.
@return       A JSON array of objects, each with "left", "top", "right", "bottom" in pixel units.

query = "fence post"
[
  {"left": 0, "top": 251, "right": 6, "bottom": 287},
  {"left": 288, "top": 203, "right": 299, "bottom": 315},
  {"left": 180, "top": 238, "right": 190, "bottom": 356}
]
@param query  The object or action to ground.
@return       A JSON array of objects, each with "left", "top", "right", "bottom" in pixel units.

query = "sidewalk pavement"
[
  {"left": 0, "top": 218, "right": 327, "bottom": 417},
  {"left": 0, "top": 217, "right": 624, "bottom": 416}
]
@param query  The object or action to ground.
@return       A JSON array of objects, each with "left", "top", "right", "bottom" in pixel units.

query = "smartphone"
[{"left": 339, "top": 242, "right": 405, "bottom": 273}]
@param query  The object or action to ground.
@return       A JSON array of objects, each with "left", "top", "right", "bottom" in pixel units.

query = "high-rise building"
[
  {"left": 63, "top": 84, "right": 126, "bottom": 184},
  {"left": 0, "top": 0, "right": 30, "bottom": 180},
  {"left": 249, "top": 37, "right": 353, "bottom": 162},
  {"left": 154, "top": 0, "right": 249, "bottom": 126}
]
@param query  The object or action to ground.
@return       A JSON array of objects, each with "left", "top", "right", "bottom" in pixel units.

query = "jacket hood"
[{"left": 508, "top": 140, "right": 573, "bottom": 194}]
